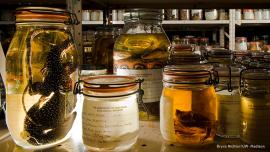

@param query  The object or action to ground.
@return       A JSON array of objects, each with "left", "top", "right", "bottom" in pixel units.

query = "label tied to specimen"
[{"left": 82, "top": 95, "right": 139, "bottom": 149}]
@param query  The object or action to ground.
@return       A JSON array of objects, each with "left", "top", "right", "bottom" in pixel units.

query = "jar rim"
[
  {"left": 15, "top": 7, "right": 71, "bottom": 24},
  {"left": 82, "top": 75, "right": 138, "bottom": 93},
  {"left": 163, "top": 64, "right": 216, "bottom": 85}
]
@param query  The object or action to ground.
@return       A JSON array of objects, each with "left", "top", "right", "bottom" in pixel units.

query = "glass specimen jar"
[
  {"left": 180, "top": 9, "right": 190, "bottom": 20},
  {"left": 239, "top": 69, "right": 270, "bottom": 145},
  {"left": 79, "top": 75, "right": 142, "bottom": 152},
  {"left": 160, "top": 65, "right": 218, "bottom": 146},
  {"left": 249, "top": 41, "right": 262, "bottom": 51},
  {"left": 6, "top": 7, "right": 78, "bottom": 149},
  {"left": 113, "top": 9, "right": 170, "bottom": 120},
  {"left": 205, "top": 9, "right": 218, "bottom": 20},
  {"left": 243, "top": 9, "right": 255, "bottom": 20},
  {"left": 215, "top": 65, "right": 241, "bottom": 138},
  {"left": 235, "top": 37, "right": 248, "bottom": 51},
  {"left": 191, "top": 9, "right": 203, "bottom": 20},
  {"left": 208, "top": 49, "right": 242, "bottom": 138},
  {"left": 93, "top": 27, "right": 115, "bottom": 74}
]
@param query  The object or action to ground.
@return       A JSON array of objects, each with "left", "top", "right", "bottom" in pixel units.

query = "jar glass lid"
[
  {"left": 15, "top": 7, "right": 78, "bottom": 24},
  {"left": 82, "top": 75, "right": 138, "bottom": 93},
  {"left": 163, "top": 64, "right": 217, "bottom": 85}
]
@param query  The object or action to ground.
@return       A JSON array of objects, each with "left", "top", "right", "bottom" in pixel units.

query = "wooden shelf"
[
  {"left": 0, "top": 21, "right": 15, "bottom": 25},
  {"left": 236, "top": 20, "right": 270, "bottom": 26},
  {"left": 162, "top": 20, "right": 229, "bottom": 25},
  {"left": 85, "top": 0, "right": 270, "bottom": 9},
  {"left": 82, "top": 20, "right": 230, "bottom": 26}
]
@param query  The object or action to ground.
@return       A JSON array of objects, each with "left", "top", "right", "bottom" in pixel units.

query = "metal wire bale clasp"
[
  {"left": 227, "top": 65, "right": 233, "bottom": 92},
  {"left": 73, "top": 78, "right": 146, "bottom": 99},
  {"left": 66, "top": 12, "right": 79, "bottom": 25}
]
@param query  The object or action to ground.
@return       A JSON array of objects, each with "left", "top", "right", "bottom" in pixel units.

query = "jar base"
[{"left": 84, "top": 139, "right": 136, "bottom": 152}]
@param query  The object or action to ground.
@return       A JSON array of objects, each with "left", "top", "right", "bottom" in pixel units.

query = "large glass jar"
[
  {"left": 208, "top": 49, "right": 242, "bottom": 138},
  {"left": 79, "top": 75, "right": 142, "bottom": 152},
  {"left": 113, "top": 9, "right": 170, "bottom": 120},
  {"left": 239, "top": 69, "right": 270, "bottom": 145},
  {"left": 6, "top": 7, "right": 78, "bottom": 149},
  {"left": 160, "top": 65, "right": 218, "bottom": 146}
]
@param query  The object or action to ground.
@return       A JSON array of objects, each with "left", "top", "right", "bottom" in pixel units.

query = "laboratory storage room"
[{"left": 0, "top": 0, "right": 270, "bottom": 152}]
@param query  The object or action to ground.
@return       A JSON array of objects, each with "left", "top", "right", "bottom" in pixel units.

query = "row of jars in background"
[
  {"left": 165, "top": 9, "right": 229, "bottom": 20},
  {"left": 235, "top": 36, "right": 270, "bottom": 52},
  {"left": 236, "top": 9, "right": 270, "bottom": 20},
  {"left": 82, "top": 10, "right": 103, "bottom": 21}
]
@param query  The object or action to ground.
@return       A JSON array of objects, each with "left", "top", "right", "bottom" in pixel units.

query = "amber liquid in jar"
[
  {"left": 114, "top": 33, "right": 170, "bottom": 120},
  {"left": 160, "top": 86, "right": 217, "bottom": 146},
  {"left": 6, "top": 24, "right": 77, "bottom": 149}
]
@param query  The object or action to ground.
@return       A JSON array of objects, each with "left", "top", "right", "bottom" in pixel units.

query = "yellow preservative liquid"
[{"left": 160, "top": 86, "right": 217, "bottom": 146}]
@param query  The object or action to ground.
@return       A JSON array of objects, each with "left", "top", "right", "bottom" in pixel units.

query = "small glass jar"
[
  {"left": 179, "top": 38, "right": 190, "bottom": 45},
  {"left": 82, "top": 10, "right": 90, "bottom": 21},
  {"left": 243, "top": 9, "right": 255, "bottom": 20},
  {"left": 114, "top": 9, "right": 170, "bottom": 120},
  {"left": 166, "top": 9, "right": 179, "bottom": 20},
  {"left": 91, "top": 10, "right": 101, "bottom": 21},
  {"left": 180, "top": 9, "right": 190, "bottom": 20},
  {"left": 235, "top": 37, "right": 248, "bottom": 51},
  {"left": 199, "top": 37, "right": 209, "bottom": 46},
  {"left": 80, "top": 75, "right": 142, "bottom": 152},
  {"left": 219, "top": 9, "right": 228, "bottom": 20},
  {"left": 205, "top": 9, "right": 218, "bottom": 20},
  {"left": 235, "top": 9, "right": 242, "bottom": 20},
  {"left": 191, "top": 9, "right": 203, "bottom": 20},
  {"left": 254, "top": 9, "right": 263, "bottom": 20},
  {"left": 117, "top": 10, "right": 124, "bottom": 21},
  {"left": 99, "top": 11, "right": 103, "bottom": 21},
  {"left": 239, "top": 69, "right": 270, "bottom": 145},
  {"left": 249, "top": 41, "right": 261, "bottom": 51},
  {"left": 263, "top": 9, "right": 270, "bottom": 20},
  {"left": 112, "top": 10, "right": 117, "bottom": 21},
  {"left": 93, "top": 27, "right": 115, "bottom": 74},
  {"left": 160, "top": 65, "right": 218, "bottom": 146},
  {"left": 172, "top": 35, "right": 180, "bottom": 45}
]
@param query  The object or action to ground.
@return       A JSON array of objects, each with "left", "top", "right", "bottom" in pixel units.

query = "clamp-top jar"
[
  {"left": 160, "top": 65, "right": 218, "bottom": 146},
  {"left": 208, "top": 48, "right": 242, "bottom": 138},
  {"left": 239, "top": 69, "right": 270, "bottom": 145},
  {"left": 78, "top": 75, "right": 143, "bottom": 152},
  {"left": 113, "top": 9, "right": 170, "bottom": 120},
  {"left": 6, "top": 7, "right": 78, "bottom": 149}
]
